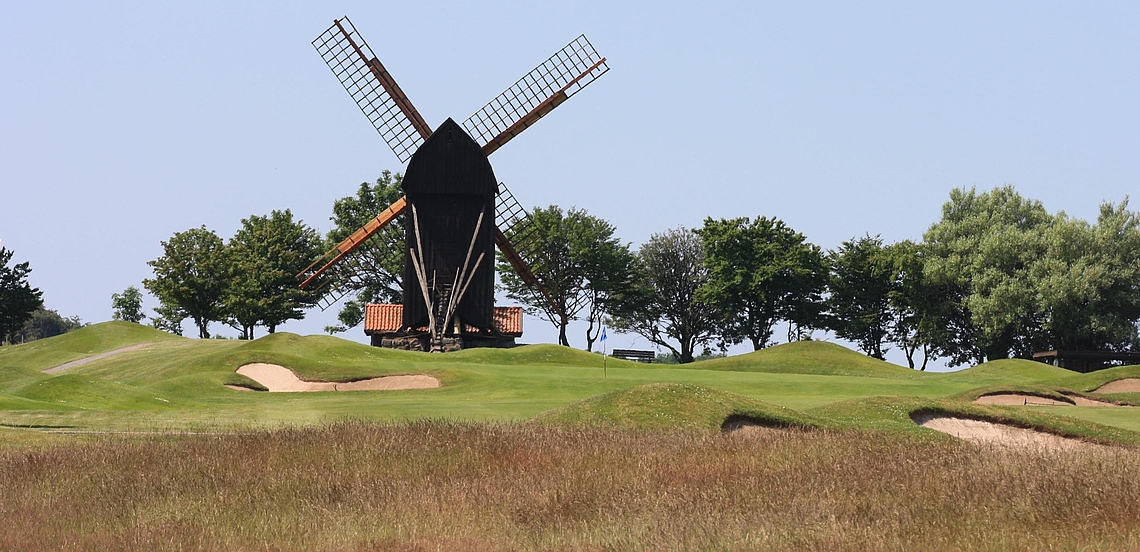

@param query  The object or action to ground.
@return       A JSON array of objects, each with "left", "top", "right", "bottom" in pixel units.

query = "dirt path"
[
  {"left": 42, "top": 343, "right": 155, "bottom": 374},
  {"left": 234, "top": 363, "right": 439, "bottom": 392}
]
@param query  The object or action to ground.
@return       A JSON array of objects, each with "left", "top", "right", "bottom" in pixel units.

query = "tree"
[
  {"left": 922, "top": 186, "right": 1053, "bottom": 364},
  {"left": 225, "top": 210, "right": 323, "bottom": 339},
  {"left": 144, "top": 226, "right": 230, "bottom": 339},
  {"left": 151, "top": 303, "right": 186, "bottom": 336},
  {"left": 111, "top": 286, "right": 146, "bottom": 323},
  {"left": 1033, "top": 201, "right": 1140, "bottom": 351},
  {"left": 695, "top": 216, "right": 826, "bottom": 351},
  {"left": 825, "top": 235, "right": 894, "bottom": 360},
  {"left": 924, "top": 187, "right": 1140, "bottom": 365},
  {"left": 609, "top": 227, "right": 719, "bottom": 363},
  {"left": 9, "top": 307, "right": 83, "bottom": 343},
  {"left": 497, "top": 206, "right": 635, "bottom": 349},
  {"left": 324, "top": 171, "right": 405, "bottom": 333},
  {"left": 0, "top": 246, "right": 43, "bottom": 344},
  {"left": 885, "top": 240, "right": 943, "bottom": 370}
]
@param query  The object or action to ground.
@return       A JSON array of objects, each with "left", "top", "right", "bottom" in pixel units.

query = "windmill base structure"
[
  {"left": 363, "top": 304, "right": 523, "bottom": 351},
  {"left": 297, "top": 16, "right": 609, "bottom": 353}
]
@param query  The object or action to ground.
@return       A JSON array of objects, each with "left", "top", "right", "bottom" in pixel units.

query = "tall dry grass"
[{"left": 2, "top": 421, "right": 1139, "bottom": 550}]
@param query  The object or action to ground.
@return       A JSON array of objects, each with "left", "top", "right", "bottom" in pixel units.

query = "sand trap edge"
[
  {"left": 911, "top": 411, "right": 1101, "bottom": 451},
  {"left": 973, "top": 393, "right": 1119, "bottom": 407},
  {"left": 234, "top": 363, "right": 440, "bottom": 393},
  {"left": 1093, "top": 378, "right": 1140, "bottom": 394}
]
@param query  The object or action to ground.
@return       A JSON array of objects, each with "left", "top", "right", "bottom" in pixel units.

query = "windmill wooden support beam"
[
  {"left": 298, "top": 196, "right": 407, "bottom": 290},
  {"left": 366, "top": 57, "right": 433, "bottom": 140},
  {"left": 480, "top": 57, "right": 607, "bottom": 156},
  {"left": 332, "top": 19, "right": 432, "bottom": 140}
]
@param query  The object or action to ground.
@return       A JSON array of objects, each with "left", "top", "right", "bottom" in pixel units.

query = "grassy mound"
[
  {"left": 222, "top": 332, "right": 432, "bottom": 381},
  {"left": 941, "top": 358, "right": 1074, "bottom": 386},
  {"left": 695, "top": 341, "right": 917, "bottom": 378},
  {"left": 815, "top": 395, "right": 1140, "bottom": 446},
  {"left": 443, "top": 343, "right": 639, "bottom": 368},
  {"left": 948, "top": 385, "right": 1076, "bottom": 403},
  {"left": 0, "top": 322, "right": 180, "bottom": 372},
  {"left": 1060, "top": 364, "right": 1140, "bottom": 392},
  {"left": 533, "top": 383, "right": 820, "bottom": 431}
]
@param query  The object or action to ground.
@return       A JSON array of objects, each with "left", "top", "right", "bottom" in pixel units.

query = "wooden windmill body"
[{"left": 298, "top": 17, "right": 609, "bottom": 352}]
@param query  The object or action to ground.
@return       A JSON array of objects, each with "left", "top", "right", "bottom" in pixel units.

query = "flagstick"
[{"left": 602, "top": 327, "right": 607, "bottom": 379}]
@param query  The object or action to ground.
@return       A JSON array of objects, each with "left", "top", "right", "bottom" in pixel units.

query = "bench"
[{"left": 611, "top": 349, "right": 655, "bottom": 363}]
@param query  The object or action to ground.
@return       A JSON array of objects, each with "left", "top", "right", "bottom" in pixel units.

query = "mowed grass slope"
[{"left": 1, "top": 322, "right": 1140, "bottom": 436}]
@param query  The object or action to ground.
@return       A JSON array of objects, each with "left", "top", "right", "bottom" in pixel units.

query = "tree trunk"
[
  {"left": 903, "top": 341, "right": 917, "bottom": 369},
  {"left": 584, "top": 314, "right": 596, "bottom": 352},
  {"left": 679, "top": 332, "right": 694, "bottom": 364},
  {"left": 558, "top": 314, "right": 570, "bottom": 347}
]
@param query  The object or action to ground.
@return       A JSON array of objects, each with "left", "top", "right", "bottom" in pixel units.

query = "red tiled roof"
[
  {"left": 364, "top": 304, "right": 403, "bottom": 334},
  {"left": 364, "top": 304, "right": 523, "bottom": 336}
]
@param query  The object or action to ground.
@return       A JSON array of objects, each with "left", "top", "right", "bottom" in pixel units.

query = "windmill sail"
[
  {"left": 297, "top": 197, "right": 406, "bottom": 309},
  {"left": 494, "top": 183, "right": 565, "bottom": 314},
  {"left": 463, "top": 35, "right": 609, "bottom": 156},
  {"left": 313, "top": 17, "right": 431, "bottom": 163}
]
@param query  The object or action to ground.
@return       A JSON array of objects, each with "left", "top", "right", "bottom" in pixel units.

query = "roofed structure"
[{"left": 364, "top": 303, "right": 522, "bottom": 351}]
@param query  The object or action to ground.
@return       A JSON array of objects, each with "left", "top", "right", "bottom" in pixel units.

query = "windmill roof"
[{"left": 364, "top": 304, "right": 523, "bottom": 336}]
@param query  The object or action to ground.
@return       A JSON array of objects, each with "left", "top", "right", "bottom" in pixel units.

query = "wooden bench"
[{"left": 611, "top": 349, "right": 655, "bottom": 363}]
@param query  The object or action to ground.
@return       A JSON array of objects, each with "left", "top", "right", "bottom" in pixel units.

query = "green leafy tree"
[
  {"left": 225, "top": 210, "right": 323, "bottom": 339},
  {"left": 144, "top": 226, "right": 230, "bottom": 339},
  {"left": 825, "top": 235, "right": 894, "bottom": 360},
  {"left": 10, "top": 307, "right": 83, "bottom": 343},
  {"left": 498, "top": 206, "right": 635, "bottom": 349},
  {"left": 609, "top": 227, "right": 719, "bottom": 363},
  {"left": 923, "top": 186, "right": 1053, "bottom": 364},
  {"left": 0, "top": 246, "right": 43, "bottom": 344},
  {"left": 925, "top": 187, "right": 1140, "bottom": 365},
  {"left": 885, "top": 240, "right": 945, "bottom": 370},
  {"left": 696, "top": 216, "right": 826, "bottom": 351},
  {"left": 1034, "top": 201, "right": 1140, "bottom": 351},
  {"left": 111, "top": 285, "right": 146, "bottom": 323},
  {"left": 324, "top": 171, "right": 405, "bottom": 333},
  {"left": 151, "top": 303, "right": 186, "bottom": 336}
]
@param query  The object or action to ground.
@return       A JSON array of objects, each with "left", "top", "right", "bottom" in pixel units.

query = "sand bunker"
[
  {"left": 1093, "top": 378, "right": 1140, "bottom": 394},
  {"left": 722, "top": 417, "right": 794, "bottom": 437},
  {"left": 234, "top": 363, "right": 439, "bottom": 393},
  {"left": 973, "top": 393, "right": 1117, "bottom": 407},
  {"left": 913, "top": 413, "right": 1097, "bottom": 451}
]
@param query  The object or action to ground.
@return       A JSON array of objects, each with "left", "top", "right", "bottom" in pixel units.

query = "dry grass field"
[{"left": 3, "top": 421, "right": 1140, "bottom": 551}]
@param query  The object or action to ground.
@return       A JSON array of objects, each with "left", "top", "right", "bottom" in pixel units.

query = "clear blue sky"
[{"left": 3, "top": 2, "right": 1138, "bottom": 368}]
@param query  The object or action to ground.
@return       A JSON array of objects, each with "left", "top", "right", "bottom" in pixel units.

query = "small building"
[
  {"left": 1032, "top": 350, "right": 1140, "bottom": 373},
  {"left": 364, "top": 304, "right": 522, "bottom": 352}
]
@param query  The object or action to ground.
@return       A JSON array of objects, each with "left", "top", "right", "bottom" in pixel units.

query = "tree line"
[
  {"left": 7, "top": 177, "right": 1135, "bottom": 363},
  {"left": 135, "top": 172, "right": 405, "bottom": 340},
  {"left": 510, "top": 185, "right": 1140, "bottom": 366}
]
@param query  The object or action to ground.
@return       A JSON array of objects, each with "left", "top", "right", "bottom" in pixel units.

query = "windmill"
[{"left": 297, "top": 17, "right": 609, "bottom": 352}]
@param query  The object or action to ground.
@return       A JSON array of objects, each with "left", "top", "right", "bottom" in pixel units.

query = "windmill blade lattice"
[
  {"left": 307, "top": 218, "right": 406, "bottom": 310},
  {"left": 496, "top": 184, "right": 588, "bottom": 316},
  {"left": 313, "top": 17, "right": 431, "bottom": 163},
  {"left": 463, "top": 35, "right": 608, "bottom": 156}
]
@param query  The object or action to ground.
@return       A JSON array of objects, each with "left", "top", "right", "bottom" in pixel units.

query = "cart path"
[{"left": 42, "top": 343, "right": 156, "bottom": 374}]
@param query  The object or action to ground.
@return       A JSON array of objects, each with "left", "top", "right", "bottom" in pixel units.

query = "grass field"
[
  {"left": 3, "top": 321, "right": 1140, "bottom": 435},
  {"left": 3, "top": 322, "right": 1140, "bottom": 549}
]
